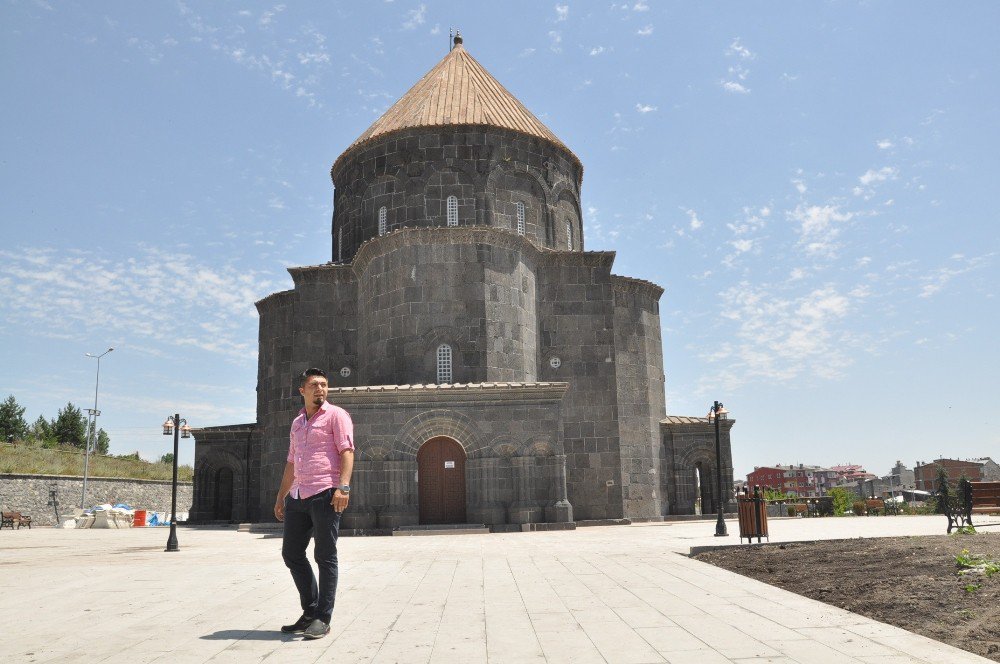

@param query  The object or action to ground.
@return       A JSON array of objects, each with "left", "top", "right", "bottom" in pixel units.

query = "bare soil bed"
[{"left": 695, "top": 531, "right": 1000, "bottom": 662}]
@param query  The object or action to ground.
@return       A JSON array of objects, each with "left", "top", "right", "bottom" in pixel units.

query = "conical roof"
[{"left": 334, "top": 35, "right": 579, "bottom": 173}]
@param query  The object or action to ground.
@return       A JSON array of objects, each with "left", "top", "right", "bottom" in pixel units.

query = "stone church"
[{"left": 192, "top": 35, "right": 735, "bottom": 528}]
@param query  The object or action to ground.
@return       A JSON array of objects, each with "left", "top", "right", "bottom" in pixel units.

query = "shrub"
[
  {"left": 828, "top": 488, "right": 853, "bottom": 516},
  {"left": 787, "top": 505, "right": 795, "bottom": 517},
  {"left": 852, "top": 501, "right": 866, "bottom": 516}
]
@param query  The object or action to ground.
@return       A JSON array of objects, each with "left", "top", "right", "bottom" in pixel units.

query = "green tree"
[
  {"left": 935, "top": 466, "right": 950, "bottom": 514},
  {"left": 95, "top": 429, "right": 110, "bottom": 455},
  {"left": 51, "top": 402, "right": 88, "bottom": 449},
  {"left": 29, "top": 414, "right": 55, "bottom": 446},
  {"left": 0, "top": 395, "right": 29, "bottom": 442},
  {"left": 828, "top": 487, "right": 853, "bottom": 516},
  {"left": 160, "top": 452, "right": 174, "bottom": 465}
]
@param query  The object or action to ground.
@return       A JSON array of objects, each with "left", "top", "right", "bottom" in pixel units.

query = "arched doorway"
[
  {"left": 417, "top": 437, "right": 467, "bottom": 524},
  {"left": 214, "top": 467, "right": 234, "bottom": 521}
]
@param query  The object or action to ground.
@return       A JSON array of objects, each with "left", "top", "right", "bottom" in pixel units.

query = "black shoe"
[
  {"left": 280, "top": 614, "right": 314, "bottom": 633},
  {"left": 302, "top": 618, "right": 330, "bottom": 640}
]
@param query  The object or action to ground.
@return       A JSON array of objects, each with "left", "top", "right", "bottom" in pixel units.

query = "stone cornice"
[
  {"left": 255, "top": 289, "right": 294, "bottom": 313},
  {"left": 327, "top": 381, "right": 569, "bottom": 406},
  {"left": 611, "top": 274, "right": 665, "bottom": 300}
]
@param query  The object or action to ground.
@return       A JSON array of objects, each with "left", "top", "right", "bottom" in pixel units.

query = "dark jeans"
[{"left": 282, "top": 488, "right": 342, "bottom": 624}]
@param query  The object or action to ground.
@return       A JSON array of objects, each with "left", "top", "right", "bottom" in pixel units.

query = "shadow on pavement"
[{"left": 200, "top": 630, "right": 290, "bottom": 641}]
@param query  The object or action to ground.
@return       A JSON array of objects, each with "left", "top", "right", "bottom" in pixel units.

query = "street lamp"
[
  {"left": 708, "top": 401, "right": 729, "bottom": 537},
  {"left": 82, "top": 347, "right": 114, "bottom": 509},
  {"left": 161, "top": 414, "right": 192, "bottom": 552}
]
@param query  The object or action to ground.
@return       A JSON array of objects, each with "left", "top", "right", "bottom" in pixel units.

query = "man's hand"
[
  {"left": 274, "top": 497, "right": 285, "bottom": 521},
  {"left": 332, "top": 489, "right": 350, "bottom": 513}
]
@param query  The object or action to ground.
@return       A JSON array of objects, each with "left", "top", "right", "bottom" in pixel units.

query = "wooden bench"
[
  {"left": 865, "top": 499, "right": 885, "bottom": 516},
  {"left": 970, "top": 481, "right": 1000, "bottom": 516},
  {"left": 1, "top": 511, "right": 31, "bottom": 529}
]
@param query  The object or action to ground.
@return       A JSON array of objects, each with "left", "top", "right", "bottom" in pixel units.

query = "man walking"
[{"left": 274, "top": 368, "right": 355, "bottom": 639}]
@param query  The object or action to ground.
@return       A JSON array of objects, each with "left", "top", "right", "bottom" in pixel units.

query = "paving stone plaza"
[{"left": 0, "top": 516, "right": 990, "bottom": 663}]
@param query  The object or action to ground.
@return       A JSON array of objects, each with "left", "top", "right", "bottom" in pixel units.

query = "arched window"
[
  {"left": 337, "top": 227, "right": 343, "bottom": 261},
  {"left": 436, "top": 344, "right": 453, "bottom": 384},
  {"left": 446, "top": 195, "right": 458, "bottom": 227},
  {"left": 515, "top": 202, "right": 525, "bottom": 236},
  {"left": 565, "top": 221, "right": 573, "bottom": 250},
  {"left": 378, "top": 206, "right": 387, "bottom": 236}
]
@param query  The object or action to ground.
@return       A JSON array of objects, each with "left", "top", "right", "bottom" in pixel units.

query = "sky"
[{"left": 1, "top": 1, "right": 998, "bottom": 478}]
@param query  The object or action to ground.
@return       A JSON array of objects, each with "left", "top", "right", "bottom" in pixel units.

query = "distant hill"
[{"left": 0, "top": 442, "right": 193, "bottom": 481}]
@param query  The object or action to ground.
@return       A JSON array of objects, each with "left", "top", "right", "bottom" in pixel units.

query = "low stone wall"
[{"left": 0, "top": 474, "right": 193, "bottom": 526}]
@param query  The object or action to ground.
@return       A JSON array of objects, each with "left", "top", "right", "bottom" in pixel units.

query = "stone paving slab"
[{"left": 0, "top": 515, "right": 991, "bottom": 663}]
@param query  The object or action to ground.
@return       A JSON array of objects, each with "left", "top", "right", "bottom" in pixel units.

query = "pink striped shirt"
[{"left": 287, "top": 402, "right": 355, "bottom": 499}]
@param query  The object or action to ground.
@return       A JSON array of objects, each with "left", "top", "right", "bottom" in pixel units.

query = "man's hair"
[{"left": 299, "top": 367, "right": 327, "bottom": 387}]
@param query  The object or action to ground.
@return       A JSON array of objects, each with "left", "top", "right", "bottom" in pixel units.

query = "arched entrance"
[
  {"left": 214, "top": 467, "right": 234, "bottom": 521},
  {"left": 417, "top": 436, "right": 467, "bottom": 524}
]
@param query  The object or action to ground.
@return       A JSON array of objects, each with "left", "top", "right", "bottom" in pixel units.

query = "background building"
[
  {"left": 914, "top": 457, "right": 1000, "bottom": 491},
  {"left": 191, "top": 36, "right": 735, "bottom": 527}
]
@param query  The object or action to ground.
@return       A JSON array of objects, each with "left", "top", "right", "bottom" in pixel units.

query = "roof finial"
[{"left": 453, "top": 29, "right": 463, "bottom": 48}]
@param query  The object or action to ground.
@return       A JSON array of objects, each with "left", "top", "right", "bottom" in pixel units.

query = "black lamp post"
[
  {"left": 161, "top": 414, "right": 191, "bottom": 552},
  {"left": 709, "top": 401, "right": 729, "bottom": 537}
]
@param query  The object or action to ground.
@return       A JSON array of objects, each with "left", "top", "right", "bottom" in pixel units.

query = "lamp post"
[
  {"left": 161, "top": 414, "right": 191, "bottom": 552},
  {"left": 708, "top": 401, "right": 729, "bottom": 537},
  {"left": 82, "top": 347, "right": 114, "bottom": 509}
]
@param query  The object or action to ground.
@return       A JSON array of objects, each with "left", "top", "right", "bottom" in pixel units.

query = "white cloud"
[
  {"left": 726, "top": 38, "right": 754, "bottom": 60},
  {"left": 858, "top": 166, "right": 898, "bottom": 186},
  {"left": 876, "top": 139, "right": 894, "bottom": 150},
  {"left": 0, "top": 246, "right": 275, "bottom": 364},
  {"left": 700, "top": 283, "right": 857, "bottom": 393},
  {"left": 548, "top": 30, "right": 562, "bottom": 52},
  {"left": 555, "top": 4, "right": 569, "bottom": 21},
  {"left": 792, "top": 179, "right": 807, "bottom": 194},
  {"left": 731, "top": 239, "right": 753, "bottom": 253},
  {"left": 687, "top": 209, "right": 703, "bottom": 230},
  {"left": 721, "top": 38, "right": 754, "bottom": 94},
  {"left": 402, "top": 4, "right": 426, "bottom": 30},
  {"left": 632, "top": 1, "right": 649, "bottom": 10},
  {"left": 635, "top": 103, "right": 657, "bottom": 113},
  {"left": 636, "top": 24, "right": 653, "bottom": 36},
  {"left": 589, "top": 46, "right": 605, "bottom": 56},
  {"left": 788, "top": 204, "right": 853, "bottom": 258},
  {"left": 918, "top": 253, "right": 993, "bottom": 299},
  {"left": 721, "top": 80, "right": 749, "bottom": 94},
  {"left": 519, "top": 47, "right": 536, "bottom": 58}
]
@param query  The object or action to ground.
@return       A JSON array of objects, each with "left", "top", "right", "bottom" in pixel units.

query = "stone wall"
[
  {"left": 330, "top": 126, "right": 584, "bottom": 262},
  {"left": 0, "top": 474, "right": 193, "bottom": 526},
  {"left": 660, "top": 418, "right": 736, "bottom": 516},
  {"left": 612, "top": 276, "right": 666, "bottom": 520},
  {"left": 190, "top": 424, "right": 256, "bottom": 523}
]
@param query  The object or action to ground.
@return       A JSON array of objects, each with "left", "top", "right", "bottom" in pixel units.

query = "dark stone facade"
[{"left": 192, "top": 64, "right": 735, "bottom": 526}]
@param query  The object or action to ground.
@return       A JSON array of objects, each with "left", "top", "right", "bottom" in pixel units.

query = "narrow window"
[
  {"left": 338, "top": 227, "right": 343, "bottom": 261},
  {"left": 565, "top": 221, "right": 573, "bottom": 250},
  {"left": 515, "top": 202, "right": 525, "bottom": 236},
  {"left": 378, "top": 206, "right": 387, "bottom": 236},
  {"left": 436, "top": 344, "right": 453, "bottom": 384},
  {"left": 446, "top": 195, "right": 458, "bottom": 227}
]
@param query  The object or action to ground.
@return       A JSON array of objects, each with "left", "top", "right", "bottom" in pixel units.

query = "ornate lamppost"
[
  {"left": 708, "top": 401, "right": 729, "bottom": 537},
  {"left": 82, "top": 347, "right": 113, "bottom": 509},
  {"left": 161, "top": 414, "right": 191, "bottom": 552}
]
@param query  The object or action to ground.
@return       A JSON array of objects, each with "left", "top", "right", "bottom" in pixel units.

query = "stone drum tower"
[{"left": 191, "top": 35, "right": 736, "bottom": 528}]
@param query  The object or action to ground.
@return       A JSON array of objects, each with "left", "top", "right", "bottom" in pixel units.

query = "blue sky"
[{"left": 2, "top": 1, "right": 997, "bottom": 478}]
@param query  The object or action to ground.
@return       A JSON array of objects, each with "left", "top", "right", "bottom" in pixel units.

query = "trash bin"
[
  {"left": 737, "top": 486, "right": 769, "bottom": 544},
  {"left": 133, "top": 509, "right": 147, "bottom": 527}
]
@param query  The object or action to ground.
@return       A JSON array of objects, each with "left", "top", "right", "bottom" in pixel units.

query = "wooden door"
[{"left": 417, "top": 437, "right": 467, "bottom": 524}]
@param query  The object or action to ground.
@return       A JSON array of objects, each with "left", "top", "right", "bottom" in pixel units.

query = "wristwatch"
[{"left": 338, "top": 484, "right": 351, "bottom": 494}]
